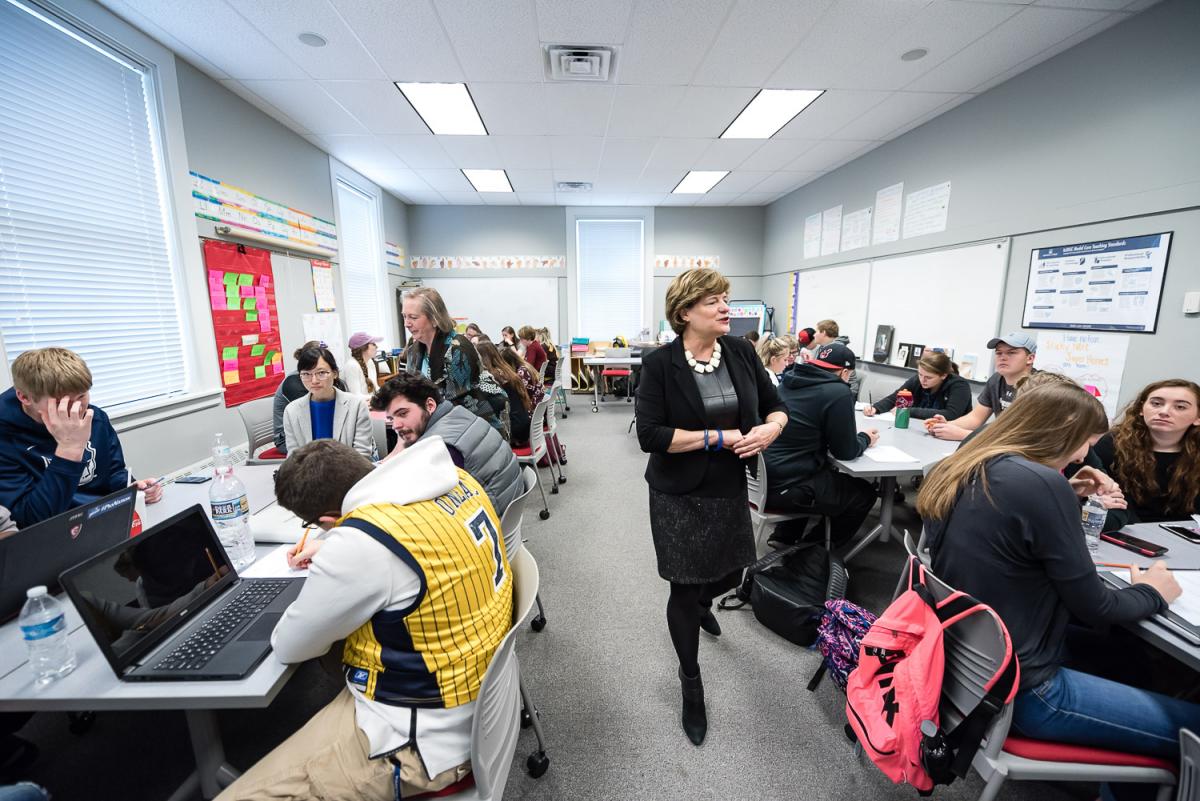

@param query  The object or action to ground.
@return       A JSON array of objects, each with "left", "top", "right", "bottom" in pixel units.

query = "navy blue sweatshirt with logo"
[{"left": 0, "top": 387, "right": 130, "bottom": 528}]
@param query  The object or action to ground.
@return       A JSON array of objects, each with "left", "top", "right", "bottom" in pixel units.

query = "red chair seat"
[
  {"left": 601, "top": 368, "right": 631, "bottom": 377},
  {"left": 1002, "top": 736, "right": 1177, "bottom": 772},
  {"left": 405, "top": 773, "right": 476, "bottom": 798},
  {"left": 257, "top": 447, "right": 286, "bottom": 460},
  {"left": 511, "top": 445, "right": 533, "bottom": 457}
]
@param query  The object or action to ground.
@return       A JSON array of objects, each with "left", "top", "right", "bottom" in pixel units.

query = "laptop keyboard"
[{"left": 152, "top": 580, "right": 291, "bottom": 672}]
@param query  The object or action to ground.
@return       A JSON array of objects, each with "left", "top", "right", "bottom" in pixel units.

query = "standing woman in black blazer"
[{"left": 636, "top": 268, "right": 788, "bottom": 746}]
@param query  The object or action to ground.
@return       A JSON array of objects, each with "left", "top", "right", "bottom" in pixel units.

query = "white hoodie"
[{"left": 270, "top": 435, "right": 473, "bottom": 776}]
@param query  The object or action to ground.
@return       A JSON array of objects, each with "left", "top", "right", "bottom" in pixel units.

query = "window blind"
[
  {"left": 0, "top": 0, "right": 187, "bottom": 410},
  {"left": 336, "top": 180, "right": 387, "bottom": 347},
  {"left": 576, "top": 219, "right": 643, "bottom": 340}
]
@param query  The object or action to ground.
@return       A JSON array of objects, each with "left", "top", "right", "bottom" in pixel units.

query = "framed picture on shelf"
[
  {"left": 896, "top": 343, "right": 910, "bottom": 367},
  {"left": 873, "top": 324, "right": 894, "bottom": 363}
]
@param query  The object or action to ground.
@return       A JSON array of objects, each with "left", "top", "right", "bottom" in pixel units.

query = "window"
[
  {"left": 336, "top": 179, "right": 387, "bottom": 345},
  {"left": 576, "top": 219, "right": 643, "bottom": 339},
  {"left": 0, "top": 0, "right": 188, "bottom": 410}
]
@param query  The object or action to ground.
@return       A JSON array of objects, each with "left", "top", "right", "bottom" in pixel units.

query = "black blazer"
[{"left": 636, "top": 335, "right": 786, "bottom": 495}]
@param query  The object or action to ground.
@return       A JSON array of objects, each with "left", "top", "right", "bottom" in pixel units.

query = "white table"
[
  {"left": 831, "top": 409, "right": 958, "bottom": 562},
  {"left": 0, "top": 474, "right": 303, "bottom": 800},
  {"left": 582, "top": 355, "right": 642, "bottom": 413}
]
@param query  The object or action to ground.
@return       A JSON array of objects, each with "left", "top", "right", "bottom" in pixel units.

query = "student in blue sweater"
[{"left": 0, "top": 348, "right": 163, "bottom": 529}]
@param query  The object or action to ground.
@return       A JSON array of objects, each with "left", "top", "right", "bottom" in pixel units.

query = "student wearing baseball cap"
[
  {"left": 344, "top": 331, "right": 385, "bottom": 397},
  {"left": 929, "top": 332, "right": 1037, "bottom": 441},
  {"left": 764, "top": 341, "right": 880, "bottom": 546}
]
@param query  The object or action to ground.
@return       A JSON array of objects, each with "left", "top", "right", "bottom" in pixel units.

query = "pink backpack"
[{"left": 845, "top": 558, "right": 1018, "bottom": 795}]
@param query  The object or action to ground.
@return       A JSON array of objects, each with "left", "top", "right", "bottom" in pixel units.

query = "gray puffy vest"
[{"left": 423, "top": 402, "right": 523, "bottom": 517}]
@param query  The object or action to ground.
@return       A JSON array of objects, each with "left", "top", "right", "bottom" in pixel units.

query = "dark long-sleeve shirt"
[
  {"left": 765, "top": 363, "right": 868, "bottom": 491},
  {"left": 870, "top": 373, "right": 972, "bottom": 420},
  {"left": 1093, "top": 433, "right": 1200, "bottom": 523}
]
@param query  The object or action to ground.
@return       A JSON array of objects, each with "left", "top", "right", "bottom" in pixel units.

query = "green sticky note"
[
  {"left": 221, "top": 346, "right": 237, "bottom": 360},
  {"left": 250, "top": 344, "right": 265, "bottom": 357},
  {"left": 243, "top": 298, "right": 257, "bottom": 311},
  {"left": 226, "top": 296, "right": 240, "bottom": 310},
  {"left": 238, "top": 273, "right": 253, "bottom": 286},
  {"left": 254, "top": 365, "right": 266, "bottom": 379},
  {"left": 246, "top": 311, "right": 258, "bottom": 322},
  {"left": 222, "top": 272, "right": 237, "bottom": 286}
]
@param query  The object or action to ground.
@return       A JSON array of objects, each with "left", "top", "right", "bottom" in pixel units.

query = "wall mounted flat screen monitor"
[{"left": 728, "top": 301, "right": 766, "bottom": 338}]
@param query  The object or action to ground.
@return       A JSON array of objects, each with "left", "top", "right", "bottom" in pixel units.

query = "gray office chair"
[
  {"left": 501, "top": 467, "right": 547, "bottom": 632},
  {"left": 238, "top": 396, "right": 285, "bottom": 464},
  {"left": 1180, "top": 729, "right": 1199, "bottom": 801}
]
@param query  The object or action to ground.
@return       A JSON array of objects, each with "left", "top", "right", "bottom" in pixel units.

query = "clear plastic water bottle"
[
  {"left": 209, "top": 433, "right": 256, "bottom": 570},
  {"left": 19, "top": 586, "right": 77, "bottom": 687},
  {"left": 1081, "top": 495, "right": 1106, "bottom": 553}
]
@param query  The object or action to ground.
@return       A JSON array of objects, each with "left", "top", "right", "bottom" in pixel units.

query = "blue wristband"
[
  {"left": 703, "top": 428, "right": 710, "bottom": 451},
  {"left": 717, "top": 428, "right": 724, "bottom": 451}
]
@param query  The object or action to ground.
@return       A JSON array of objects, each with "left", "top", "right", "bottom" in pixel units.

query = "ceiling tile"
[
  {"left": 692, "top": 139, "right": 763, "bottom": 170},
  {"left": 598, "top": 138, "right": 657, "bottom": 173},
  {"left": 437, "top": 135, "right": 502, "bottom": 167},
  {"left": 642, "top": 138, "right": 711, "bottom": 172},
  {"left": 417, "top": 169, "right": 475, "bottom": 192},
  {"left": 735, "top": 138, "right": 818, "bottom": 171},
  {"left": 766, "top": 0, "right": 931, "bottom": 90},
  {"left": 219, "top": 79, "right": 313, "bottom": 134},
  {"left": 239, "top": 80, "right": 368, "bottom": 134},
  {"left": 97, "top": 0, "right": 231, "bottom": 79},
  {"left": 554, "top": 168, "right": 597, "bottom": 185},
  {"left": 661, "top": 86, "right": 758, "bottom": 138},
  {"left": 967, "top": 12, "right": 1128, "bottom": 94},
  {"left": 636, "top": 170, "right": 687, "bottom": 193},
  {"left": 435, "top": 0, "right": 544, "bottom": 82},
  {"left": 587, "top": 193, "right": 631, "bottom": 206},
  {"left": 542, "top": 85, "right": 616, "bottom": 136},
  {"left": 592, "top": 169, "right": 644, "bottom": 192},
  {"left": 439, "top": 191, "right": 486, "bottom": 205},
  {"left": 905, "top": 6, "right": 1111, "bottom": 93},
  {"left": 469, "top": 84, "right": 547, "bottom": 135},
  {"left": 535, "top": 0, "right": 635, "bottom": 44},
  {"left": 306, "top": 135, "right": 409, "bottom": 174},
  {"left": 231, "top": 0, "right": 385, "bottom": 80},
  {"left": 618, "top": 0, "right": 737, "bottom": 85},
  {"left": 555, "top": 192, "right": 592, "bottom": 205},
  {"left": 384, "top": 136, "right": 456, "bottom": 169},
  {"left": 100, "top": 0, "right": 306, "bottom": 79},
  {"left": 517, "top": 193, "right": 558, "bottom": 205},
  {"left": 730, "top": 192, "right": 779, "bottom": 205},
  {"left": 692, "top": 0, "right": 834, "bottom": 87},
  {"left": 835, "top": 91, "right": 966, "bottom": 141},
  {"left": 369, "top": 168, "right": 433, "bottom": 194},
  {"left": 658, "top": 195, "right": 699, "bottom": 206},
  {"left": 481, "top": 193, "right": 521, "bottom": 205},
  {"left": 625, "top": 193, "right": 669, "bottom": 206},
  {"left": 707, "top": 171, "right": 772, "bottom": 194},
  {"left": 491, "top": 136, "right": 555, "bottom": 169},
  {"left": 319, "top": 81, "right": 429, "bottom": 134},
  {"left": 330, "top": 0, "right": 464, "bottom": 82},
  {"left": 550, "top": 137, "right": 605, "bottom": 172},
  {"left": 750, "top": 171, "right": 819, "bottom": 194},
  {"left": 607, "top": 85, "right": 688, "bottom": 138},
  {"left": 507, "top": 170, "right": 555, "bottom": 193},
  {"left": 402, "top": 191, "right": 448, "bottom": 205},
  {"left": 774, "top": 90, "right": 890, "bottom": 139},
  {"left": 786, "top": 139, "right": 877, "bottom": 171},
  {"left": 693, "top": 194, "right": 732, "bottom": 206}
]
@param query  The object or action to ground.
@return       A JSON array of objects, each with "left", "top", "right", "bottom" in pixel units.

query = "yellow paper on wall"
[{"left": 223, "top": 370, "right": 240, "bottom": 385}]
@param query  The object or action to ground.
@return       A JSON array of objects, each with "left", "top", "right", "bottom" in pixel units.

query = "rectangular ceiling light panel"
[
  {"left": 673, "top": 170, "right": 729, "bottom": 194},
  {"left": 395, "top": 82, "right": 487, "bottom": 135},
  {"left": 721, "top": 89, "right": 824, "bottom": 139},
  {"left": 463, "top": 168, "right": 513, "bottom": 192}
]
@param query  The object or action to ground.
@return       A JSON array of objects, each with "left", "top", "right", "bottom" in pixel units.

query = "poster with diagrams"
[{"left": 1022, "top": 232, "right": 1172, "bottom": 332}]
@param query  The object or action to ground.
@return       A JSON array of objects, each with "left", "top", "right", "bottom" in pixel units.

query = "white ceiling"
[{"left": 98, "top": 0, "right": 1153, "bottom": 207}]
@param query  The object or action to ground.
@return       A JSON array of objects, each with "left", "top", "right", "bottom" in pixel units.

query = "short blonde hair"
[
  {"left": 756, "top": 337, "right": 789, "bottom": 369},
  {"left": 664, "top": 268, "right": 731, "bottom": 335},
  {"left": 404, "top": 287, "right": 455, "bottom": 333},
  {"left": 816, "top": 319, "right": 839, "bottom": 338},
  {"left": 517, "top": 325, "right": 537, "bottom": 342},
  {"left": 11, "top": 347, "right": 92, "bottom": 400}
]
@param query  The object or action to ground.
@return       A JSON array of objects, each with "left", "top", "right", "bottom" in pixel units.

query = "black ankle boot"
[
  {"left": 698, "top": 606, "right": 721, "bottom": 636},
  {"left": 678, "top": 666, "right": 707, "bottom": 746}
]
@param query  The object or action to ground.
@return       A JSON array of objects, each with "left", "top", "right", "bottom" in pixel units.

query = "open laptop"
[
  {"left": 59, "top": 504, "right": 303, "bottom": 681},
  {"left": 0, "top": 486, "right": 137, "bottom": 621}
]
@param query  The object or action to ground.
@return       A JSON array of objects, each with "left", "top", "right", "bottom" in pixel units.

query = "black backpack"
[{"left": 720, "top": 543, "right": 848, "bottom": 646}]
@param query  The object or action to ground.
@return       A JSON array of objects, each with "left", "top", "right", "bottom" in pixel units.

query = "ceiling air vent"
[
  {"left": 545, "top": 46, "right": 615, "bottom": 82},
  {"left": 556, "top": 181, "right": 593, "bottom": 192}
]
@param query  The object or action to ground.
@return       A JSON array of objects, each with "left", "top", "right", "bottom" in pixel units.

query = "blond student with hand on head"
[
  {"left": 0, "top": 347, "right": 162, "bottom": 529},
  {"left": 928, "top": 332, "right": 1037, "bottom": 441}
]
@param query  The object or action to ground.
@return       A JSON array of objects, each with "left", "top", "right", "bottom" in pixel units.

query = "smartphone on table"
[
  {"left": 1100, "top": 531, "right": 1168, "bottom": 557},
  {"left": 1160, "top": 524, "right": 1200, "bottom": 545}
]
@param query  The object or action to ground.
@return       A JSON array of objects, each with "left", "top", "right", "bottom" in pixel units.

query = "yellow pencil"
[{"left": 295, "top": 525, "right": 314, "bottom": 556}]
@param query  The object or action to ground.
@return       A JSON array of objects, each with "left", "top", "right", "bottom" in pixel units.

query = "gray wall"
[{"left": 762, "top": 0, "right": 1200, "bottom": 411}]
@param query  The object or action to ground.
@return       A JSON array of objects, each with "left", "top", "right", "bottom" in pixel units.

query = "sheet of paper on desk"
[
  {"left": 241, "top": 544, "right": 308, "bottom": 579},
  {"left": 873, "top": 411, "right": 895, "bottom": 422},
  {"left": 252, "top": 502, "right": 305, "bottom": 543},
  {"left": 864, "top": 445, "right": 919, "bottom": 463},
  {"left": 1172, "top": 572, "right": 1200, "bottom": 627}
]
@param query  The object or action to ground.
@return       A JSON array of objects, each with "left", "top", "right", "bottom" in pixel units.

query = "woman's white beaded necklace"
[{"left": 684, "top": 340, "right": 721, "bottom": 374}]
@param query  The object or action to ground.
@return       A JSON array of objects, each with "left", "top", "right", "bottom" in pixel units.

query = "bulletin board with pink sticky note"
[{"left": 203, "top": 240, "right": 286, "bottom": 407}]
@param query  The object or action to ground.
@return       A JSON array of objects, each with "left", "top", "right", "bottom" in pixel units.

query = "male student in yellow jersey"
[
  {"left": 928, "top": 332, "right": 1037, "bottom": 441},
  {"left": 215, "top": 437, "right": 512, "bottom": 801}
]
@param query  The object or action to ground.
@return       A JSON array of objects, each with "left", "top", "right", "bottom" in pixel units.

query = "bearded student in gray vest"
[{"left": 370, "top": 373, "right": 523, "bottom": 518}]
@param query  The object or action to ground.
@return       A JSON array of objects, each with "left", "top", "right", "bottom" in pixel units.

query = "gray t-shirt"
[{"left": 976, "top": 372, "right": 1023, "bottom": 417}]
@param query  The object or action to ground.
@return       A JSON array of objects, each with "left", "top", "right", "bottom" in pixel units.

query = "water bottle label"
[
  {"left": 211, "top": 495, "right": 249, "bottom": 521},
  {"left": 21, "top": 614, "right": 65, "bottom": 641}
]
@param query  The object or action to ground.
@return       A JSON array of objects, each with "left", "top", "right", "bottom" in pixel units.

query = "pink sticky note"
[
  {"left": 258, "top": 275, "right": 270, "bottom": 288},
  {"left": 222, "top": 358, "right": 237, "bottom": 371},
  {"left": 239, "top": 286, "right": 254, "bottom": 297},
  {"left": 272, "top": 363, "right": 283, "bottom": 375},
  {"left": 208, "top": 269, "right": 223, "bottom": 285},
  {"left": 210, "top": 293, "right": 224, "bottom": 310},
  {"left": 259, "top": 318, "right": 271, "bottom": 333},
  {"left": 255, "top": 287, "right": 267, "bottom": 300}
]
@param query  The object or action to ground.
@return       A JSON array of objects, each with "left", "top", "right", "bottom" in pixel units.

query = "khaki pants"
[{"left": 215, "top": 688, "right": 471, "bottom": 801}]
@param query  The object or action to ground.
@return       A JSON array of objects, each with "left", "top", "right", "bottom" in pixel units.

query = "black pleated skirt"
[{"left": 648, "top": 486, "right": 755, "bottom": 584}]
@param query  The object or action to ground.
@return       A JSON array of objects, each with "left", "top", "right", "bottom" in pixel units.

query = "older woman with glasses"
[{"left": 281, "top": 346, "right": 375, "bottom": 459}]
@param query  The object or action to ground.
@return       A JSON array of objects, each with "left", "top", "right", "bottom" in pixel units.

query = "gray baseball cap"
[{"left": 987, "top": 332, "right": 1037, "bottom": 353}]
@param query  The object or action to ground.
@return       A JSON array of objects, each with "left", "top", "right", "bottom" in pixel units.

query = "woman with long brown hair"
[
  {"left": 499, "top": 347, "right": 546, "bottom": 410},
  {"left": 864, "top": 351, "right": 971, "bottom": 420},
  {"left": 1095, "top": 379, "right": 1200, "bottom": 522},
  {"left": 918, "top": 382, "right": 1195, "bottom": 762},
  {"left": 475, "top": 339, "right": 533, "bottom": 445}
]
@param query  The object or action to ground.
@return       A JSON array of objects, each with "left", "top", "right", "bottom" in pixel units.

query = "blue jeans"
[
  {"left": 0, "top": 784, "right": 48, "bottom": 801},
  {"left": 1012, "top": 666, "right": 1200, "bottom": 757}
]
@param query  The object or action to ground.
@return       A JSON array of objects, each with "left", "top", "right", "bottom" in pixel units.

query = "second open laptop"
[{"left": 59, "top": 504, "right": 303, "bottom": 681}]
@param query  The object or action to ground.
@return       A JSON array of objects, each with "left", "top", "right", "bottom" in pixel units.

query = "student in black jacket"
[
  {"left": 864, "top": 351, "right": 971, "bottom": 420},
  {"left": 764, "top": 341, "right": 880, "bottom": 546}
]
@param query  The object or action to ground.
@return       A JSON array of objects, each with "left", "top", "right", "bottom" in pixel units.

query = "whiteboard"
[
  {"left": 865, "top": 240, "right": 1009, "bottom": 380},
  {"left": 417, "top": 276, "right": 559, "bottom": 343},
  {"left": 792, "top": 261, "right": 871, "bottom": 357}
]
